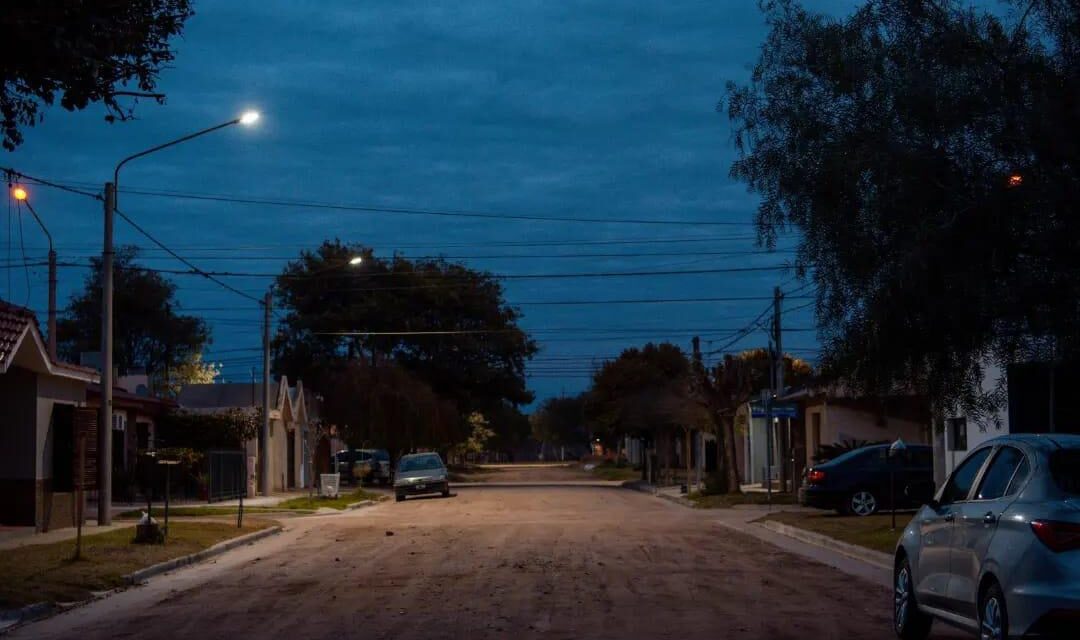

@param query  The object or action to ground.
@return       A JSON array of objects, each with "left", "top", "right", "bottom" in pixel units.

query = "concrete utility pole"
[
  {"left": 774, "top": 286, "right": 784, "bottom": 395},
  {"left": 97, "top": 111, "right": 261, "bottom": 523},
  {"left": 98, "top": 182, "right": 115, "bottom": 526},
  {"left": 261, "top": 289, "right": 272, "bottom": 496}
]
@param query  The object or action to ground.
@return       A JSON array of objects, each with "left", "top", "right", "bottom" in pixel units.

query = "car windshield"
[
  {"left": 1051, "top": 450, "right": 1080, "bottom": 495},
  {"left": 398, "top": 455, "right": 443, "bottom": 472},
  {"left": 373, "top": 450, "right": 390, "bottom": 461}
]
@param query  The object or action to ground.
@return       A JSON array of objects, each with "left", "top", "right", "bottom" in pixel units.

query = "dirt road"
[{"left": 16, "top": 481, "right": 959, "bottom": 640}]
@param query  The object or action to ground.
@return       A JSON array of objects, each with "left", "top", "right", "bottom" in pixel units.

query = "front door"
[
  {"left": 286, "top": 432, "right": 296, "bottom": 488},
  {"left": 947, "top": 446, "right": 1029, "bottom": 617},
  {"left": 915, "top": 446, "right": 992, "bottom": 610}
]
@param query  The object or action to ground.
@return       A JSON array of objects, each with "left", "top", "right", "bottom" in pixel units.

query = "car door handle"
[
  {"left": 983, "top": 512, "right": 997, "bottom": 525},
  {"left": 943, "top": 513, "right": 955, "bottom": 522}
]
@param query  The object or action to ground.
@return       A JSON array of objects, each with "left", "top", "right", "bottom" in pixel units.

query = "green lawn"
[
  {"left": 757, "top": 511, "right": 913, "bottom": 554},
  {"left": 590, "top": 465, "right": 641, "bottom": 481},
  {"left": 116, "top": 505, "right": 309, "bottom": 519},
  {"left": 0, "top": 520, "right": 274, "bottom": 608},
  {"left": 688, "top": 491, "right": 797, "bottom": 508},
  {"left": 276, "top": 488, "right": 385, "bottom": 510}
]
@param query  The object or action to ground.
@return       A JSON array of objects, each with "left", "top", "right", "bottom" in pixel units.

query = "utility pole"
[
  {"left": 98, "top": 182, "right": 115, "bottom": 526},
  {"left": 774, "top": 286, "right": 784, "bottom": 394},
  {"left": 773, "top": 285, "right": 787, "bottom": 492},
  {"left": 260, "top": 289, "right": 272, "bottom": 496},
  {"left": 47, "top": 247, "right": 56, "bottom": 360}
]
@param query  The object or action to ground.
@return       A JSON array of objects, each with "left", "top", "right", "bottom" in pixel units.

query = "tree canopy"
[
  {"left": 57, "top": 245, "right": 210, "bottom": 387},
  {"left": 272, "top": 240, "right": 537, "bottom": 450},
  {"left": 584, "top": 342, "right": 704, "bottom": 441},
  {"left": 1, "top": 1, "right": 193, "bottom": 150},
  {"left": 531, "top": 394, "right": 588, "bottom": 448},
  {"left": 726, "top": 0, "right": 1080, "bottom": 415}
]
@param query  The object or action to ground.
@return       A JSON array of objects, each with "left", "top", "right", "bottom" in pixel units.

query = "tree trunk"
[
  {"left": 723, "top": 415, "right": 741, "bottom": 494},
  {"left": 685, "top": 427, "right": 692, "bottom": 492}
]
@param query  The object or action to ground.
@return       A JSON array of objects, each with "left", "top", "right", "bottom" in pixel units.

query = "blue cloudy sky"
[{"left": 3, "top": 1, "right": 859, "bottom": 403}]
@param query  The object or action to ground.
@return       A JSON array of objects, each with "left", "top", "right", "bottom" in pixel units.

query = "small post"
[
  {"left": 74, "top": 430, "right": 86, "bottom": 560},
  {"left": 163, "top": 463, "right": 170, "bottom": 540},
  {"left": 890, "top": 438, "right": 907, "bottom": 531},
  {"left": 237, "top": 457, "right": 244, "bottom": 529}
]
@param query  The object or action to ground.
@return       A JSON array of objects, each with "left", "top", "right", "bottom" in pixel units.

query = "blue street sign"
[{"left": 750, "top": 402, "right": 799, "bottom": 418}]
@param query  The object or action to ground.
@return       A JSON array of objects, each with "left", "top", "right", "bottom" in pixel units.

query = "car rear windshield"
[
  {"left": 819, "top": 447, "right": 873, "bottom": 466},
  {"left": 1050, "top": 450, "right": 1080, "bottom": 495},
  {"left": 398, "top": 455, "right": 443, "bottom": 472}
]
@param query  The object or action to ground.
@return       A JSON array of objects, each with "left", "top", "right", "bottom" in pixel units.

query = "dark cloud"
[{"left": 4, "top": 1, "right": 857, "bottom": 401}]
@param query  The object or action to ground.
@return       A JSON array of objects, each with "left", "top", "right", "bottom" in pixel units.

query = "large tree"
[
  {"left": 273, "top": 240, "right": 537, "bottom": 449},
  {"left": 726, "top": 0, "right": 1080, "bottom": 417},
  {"left": 57, "top": 245, "right": 211, "bottom": 388},
  {"left": 584, "top": 342, "right": 707, "bottom": 476},
  {"left": 1, "top": 1, "right": 193, "bottom": 150},
  {"left": 531, "top": 394, "right": 588, "bottom": 454}
]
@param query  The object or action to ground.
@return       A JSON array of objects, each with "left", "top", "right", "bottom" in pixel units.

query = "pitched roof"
[
  {"left": 0, "top": 298, "right": 98, "bottom": 382},
  {"left": 178, "top": 381, "right": 279, "bottom": 409}
]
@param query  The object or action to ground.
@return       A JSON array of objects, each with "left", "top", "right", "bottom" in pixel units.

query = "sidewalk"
[
  {"left": 623, "top": 481, "right": 891, "bottom": 587},
  {"left": 0, "top": 521, "right": 136, "bottom": 552},
  {"left": 101, "top": 488, "right": 314, "bottom": 516}
]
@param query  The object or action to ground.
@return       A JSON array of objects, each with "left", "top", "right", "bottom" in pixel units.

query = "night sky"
[{"left": 3, "top": 1, "right": 856, "bottom": 405}]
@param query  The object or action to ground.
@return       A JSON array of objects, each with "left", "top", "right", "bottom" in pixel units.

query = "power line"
[
  {"left": 112, "top": 208, "right": 263, "bottom": 305},
  {"left": 88, "top": 183, "right": 761, "bottom": 228}
]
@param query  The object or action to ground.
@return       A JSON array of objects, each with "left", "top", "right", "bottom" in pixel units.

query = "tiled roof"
[
  {"left": 0, "top": 299, "right": 37, "bottom": 367},
  {"left": 0, "top": 298, "right": 98, "bottom": 379}
]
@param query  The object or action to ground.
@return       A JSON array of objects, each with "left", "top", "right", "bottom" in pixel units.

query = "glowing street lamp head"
[
  {"left": 11, "top": 186, "right": 28, "bottom": 201},
  {"left": 239, "top": 110, "right": 261, "bottom": 126},
  {"left": 1007, "top": 173, "right": 1024, "bottom": 188},
  {"left": 348, "top": 256, "right": 364, "bottom": 266}
]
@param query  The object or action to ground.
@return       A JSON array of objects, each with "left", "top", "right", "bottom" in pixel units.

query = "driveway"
[{"left": 14, "top": 480, "right": 963, "bottom": 639}]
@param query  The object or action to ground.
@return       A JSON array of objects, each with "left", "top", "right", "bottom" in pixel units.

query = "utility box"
[{"left": 320, "top": 474, "right": 340, "bottom": 498}]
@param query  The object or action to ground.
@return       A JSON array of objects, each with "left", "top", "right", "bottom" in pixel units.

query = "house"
[
  {"left": 800, "top": 390, "right": 930, "bottom": 468},
  {"left": 0, "top": 300, "right": 98, "bottom": 531},
  {"left": 84, "top": 381, "right": 176, "bottom": 502},
  {"left": 177, "top": 377, "right": 316, "bottom": 493},
  {"left": 938, "top": 359, "right": 1080, "bottom": 483}
]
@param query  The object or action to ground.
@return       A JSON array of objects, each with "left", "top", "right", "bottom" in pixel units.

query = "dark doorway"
[{"left": 286, "top": 432, "right": 296, "bottom": 488}]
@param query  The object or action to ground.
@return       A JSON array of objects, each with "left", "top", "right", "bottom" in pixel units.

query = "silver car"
[
  {"left": 394, "top": 452, "right": 450, "bottom": 502},
  {"left": 894, "top": 434, "right": 1080, "bottom": 640}
]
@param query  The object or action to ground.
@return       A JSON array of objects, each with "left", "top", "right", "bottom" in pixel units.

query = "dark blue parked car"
[{"left": 801, "top": 443, "right": 935, "bottom": 516}]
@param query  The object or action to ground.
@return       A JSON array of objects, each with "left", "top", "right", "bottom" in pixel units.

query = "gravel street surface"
[{"left": 15, "top": 471, "right": 964, "bottom": 639}]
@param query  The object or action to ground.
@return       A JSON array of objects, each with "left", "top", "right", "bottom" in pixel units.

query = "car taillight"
[
  {"left": 1031, "top": 520, "right": 1080, "bottom": 552},
  {"left": 808, "top": 469, "right": 826, "bottom": 484}
]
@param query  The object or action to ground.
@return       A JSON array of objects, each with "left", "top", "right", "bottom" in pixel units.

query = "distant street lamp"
[
  {"left": 348, "top": 256, "right": 364, "bottom": 266},
  {"left": 98, "top": 111, "right": 261, "bottom": 525},
  {"left": 11, "top": 186, "right": 58, "bottom": 360}
]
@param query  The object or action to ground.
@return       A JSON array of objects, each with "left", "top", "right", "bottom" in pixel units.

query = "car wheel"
[
  {"left": 979, "top": 581, "right": 1008, "bottom": 640},
  {"left": 894, "top": 557, "right": 932, "bottom": 640},
  {"left": 848, "top": 490, "right": 879, "bottom": 516},
  {"left": 441, "top": 486, "right": 450, "bottom": 497},
  {"left": 395, "top": 493, "right": 405, "bottom": 502}
]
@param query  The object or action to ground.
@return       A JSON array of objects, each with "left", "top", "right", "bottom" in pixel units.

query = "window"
[
  {"left": 940, "top": 447, "right": 992, "bottom": 505},
  {"left": 1050, "top": 450, "right": 1080, "bottom": 495},
  {"left": 1005, "top": 457, "right": 1031, "bottom": 496},
  {"left": 975, "top": 447, "right": 1025, "bottom": 500},
  {"left": 947, "top": 417, "right": 967, "bottom": 451},
  {"left": 50, "top": 405, "right": 76, "bottom": 492}
]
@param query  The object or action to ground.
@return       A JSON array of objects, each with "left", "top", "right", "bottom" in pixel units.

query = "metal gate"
[{"left": 207, "top": 450, "right": 246, "bottom": 502}]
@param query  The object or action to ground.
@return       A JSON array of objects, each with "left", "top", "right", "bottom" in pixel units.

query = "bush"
[{"left": 702, "top": 472, "right": 730, "bottom": 496}]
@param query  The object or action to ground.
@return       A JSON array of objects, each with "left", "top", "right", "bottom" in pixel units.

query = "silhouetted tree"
[{"left": 1, "top": 1, "right": 194, "bottom": 150}]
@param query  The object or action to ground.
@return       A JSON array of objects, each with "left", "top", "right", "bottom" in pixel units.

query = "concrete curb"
[
  {"left": 756, "top": 520, "right": 893, "bottom": 570},
  {"left": 620, "top": 481, "right": 695, "bottom": 507},
  {"left": 344, "top": 500, "right": 377, "bottom": 510},
  {"left": 453, "top": 481, "right": 626, "bottom": 488},
  {"left": 123, "top": 525, "right": 283, "bottom": 585}
]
